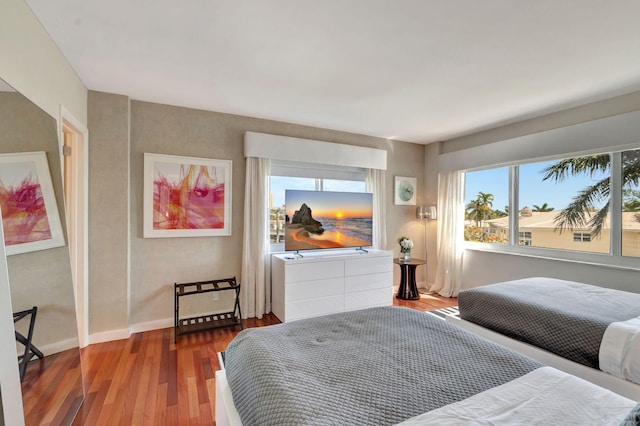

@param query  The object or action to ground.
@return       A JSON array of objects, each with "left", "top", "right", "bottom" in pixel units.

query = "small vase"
[{"left": 400, "top": 251, "right": 411, "bottom": 262}]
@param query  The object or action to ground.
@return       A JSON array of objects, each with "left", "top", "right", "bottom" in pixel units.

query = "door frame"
[{"left": 59, "top": 105, "right": 89, "bottom": 348}]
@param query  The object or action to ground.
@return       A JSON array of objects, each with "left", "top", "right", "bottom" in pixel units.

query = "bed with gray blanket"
[
  {"left": 458, "top": 277, "right": 640, "bottom": 383},
  {"left": 221, "top": 306, "right": 637, "bottom": 425}
]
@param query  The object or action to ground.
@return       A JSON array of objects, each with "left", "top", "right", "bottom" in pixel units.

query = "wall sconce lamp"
[{"left": 416, "top": 205, "right": 437, "bottom": 220}]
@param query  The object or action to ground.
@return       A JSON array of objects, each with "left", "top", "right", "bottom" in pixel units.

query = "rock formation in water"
[{"left": 291, "top": 203, "right": 324, "bottom": 234}]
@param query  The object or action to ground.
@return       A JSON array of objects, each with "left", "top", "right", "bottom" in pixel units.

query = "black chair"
[{"left": 13, "top": 306, "right": 44, "bottom": 381}]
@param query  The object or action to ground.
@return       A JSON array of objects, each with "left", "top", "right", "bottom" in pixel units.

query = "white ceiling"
[{"left": 25, "top": 0, "right": 640, "bottom": 144}]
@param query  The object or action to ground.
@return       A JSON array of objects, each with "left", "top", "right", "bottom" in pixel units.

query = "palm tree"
[
  {"left": 532, "top": 203, "right": 554, "bottom": 212},
  {"left": 466, "top": 199, "right": 482, "bottom": 227},
  {"left": 623, "top": 189, "right": 640, "bottom": 211},
  {"left": 477, "top": 192, "right": 494, "bottom": 218},
  {"left": 466, "top": 192, "right": 494, "bottom": 227},
  {"left": 542, "top": 151, "right": 640, "bottom": 236}
]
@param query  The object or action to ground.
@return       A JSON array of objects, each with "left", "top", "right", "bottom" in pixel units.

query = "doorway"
[{"left": 60, "top": 107, "right": 89, "bottom": 347}]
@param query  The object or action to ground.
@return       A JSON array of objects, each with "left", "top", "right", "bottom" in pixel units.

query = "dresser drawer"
[
  {"left": 285, "top": 277, "right": 344, "bottom": 302},
  {"left": 286, "top": 295, "right": 344, "bottom": 321},
  {"left": 345, "top": 287, "right": 393, "bottom": 311},
  {"left": 345, "top": 256, "right": 392, "bottom": 276},
  {"left": 285, "top": 260, "right": 344, "bottom": 282},
  {"left": 345, "top": 272, "right": 392, "bottom": 293}
]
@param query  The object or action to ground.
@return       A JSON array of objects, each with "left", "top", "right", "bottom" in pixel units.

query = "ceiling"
[{"left": 25, "top": 0, "right": 640, "bottom": 144}]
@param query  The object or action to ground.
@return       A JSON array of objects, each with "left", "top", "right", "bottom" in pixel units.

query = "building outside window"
[
  {"left": 518, "top": 231, "right": 532, "bottom": 246},
  {"left": 573, "top": 233, "right": 592, "bottom": 242}
]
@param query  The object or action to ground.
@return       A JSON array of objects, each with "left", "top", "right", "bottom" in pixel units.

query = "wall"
[
  {"left": 0, "top": 0, "right": 87, "bottom": 124},
  {"left": 87, "top": 92, "right": 131, "bottom": 337},
  {"left": 422, "top": 142, "right": 439, "bottom": 287},
  {"left": 461, "top": 250, "right": 640, "bottom": 293},
  {"left": 87, "top": 95, "right": 426, "bottom": 334},
  {"left": 440, "top": 91, "right": 640, "bottom": 293},
  {"left": 442, "top": 90, "right": 640, "bottom": 155}
]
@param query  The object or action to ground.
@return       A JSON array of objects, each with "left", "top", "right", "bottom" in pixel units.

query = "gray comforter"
[
  {"left": 458, "top": 277, "right": 640, "bottom": 368},
  {"left": 225, "top": 306, "right": 541, "bottom": 426}
]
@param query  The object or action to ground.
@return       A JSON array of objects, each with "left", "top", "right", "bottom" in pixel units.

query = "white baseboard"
[
  {"left": 88, "top": 311, "right": 235, "bottom": 346},
  {"left": 88, "top": 327, "right": 131, "bottom": 345},
  {"left": 38, "top": 337, "right": 80, "bottom": 356},
  {"left": 130, "top": 317, "right": 173, "bottom": 334},
  {"left": 87, "top": 317, "right": 178, "bottom": 345}
]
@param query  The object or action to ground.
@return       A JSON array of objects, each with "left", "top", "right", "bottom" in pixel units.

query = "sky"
[
  {"left": 284, "top": 190, "right": 372, "bottom": 218},
  {"left": 465, "top": 160, "right": 609, "bottom": 212}
]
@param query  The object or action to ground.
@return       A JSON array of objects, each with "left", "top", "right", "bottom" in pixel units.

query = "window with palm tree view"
[{"left": 465, "top": 148, "right": 640, "bottom": 258}]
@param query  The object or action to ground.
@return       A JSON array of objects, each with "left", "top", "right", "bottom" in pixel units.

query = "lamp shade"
[{"left": 416, "top": 205, "right": 437, "bottom": 220}]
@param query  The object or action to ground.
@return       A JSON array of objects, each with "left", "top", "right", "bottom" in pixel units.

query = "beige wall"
[
  {"left": 86, "top": 95, "right": 426, "bottom": 332},
  {"left": 423, "top": 142, "right": 440, "bottom": 287},
  {"left": 87, "top": 92, "right": 131, "bottom": 335}
]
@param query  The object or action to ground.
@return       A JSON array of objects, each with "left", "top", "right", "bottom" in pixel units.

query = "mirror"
[{"left": 0, "top": 80, "right": 84, "bottom": 423}]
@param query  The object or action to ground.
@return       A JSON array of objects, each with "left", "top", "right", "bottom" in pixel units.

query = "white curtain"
[
  {"left": 241, "top": 157, "right": 271, "bottom": 318},
  {"left": 432, "top": 171, "right": 465, "bottom": 297},
  {"left": 366, "top": 168, "right": 387, "bottom": 249}
]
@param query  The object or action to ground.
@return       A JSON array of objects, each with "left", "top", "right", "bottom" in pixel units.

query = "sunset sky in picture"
[{"left": 285, "top": 190, "right": 372, "bottom": 218}]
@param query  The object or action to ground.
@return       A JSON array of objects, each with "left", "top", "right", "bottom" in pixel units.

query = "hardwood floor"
[
  {"left": 21, "top": 348, "right": 84, "bottom": 426},
  {"left": 23, "top": 294, "right": 456, "bottom": 425}
]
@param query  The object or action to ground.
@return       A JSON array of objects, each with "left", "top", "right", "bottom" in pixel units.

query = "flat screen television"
[{"left": 284, "top": 190, "right": 373, "bottom": 252}]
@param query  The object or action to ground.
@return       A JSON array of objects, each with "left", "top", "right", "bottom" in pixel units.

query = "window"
[
  {"left": 518, "top": 231, "right": 532, "bottom": 246},
  {"left": 622, "top": 149, "right": 640, "bottom": 258},
  {"left": 269, "top": 177, "right": 315, "bottom": 243},
  {"left": 464, "top": 167, "right": 509, "bottom": 244},
  {"left": 517, "top": 157, "right": 610, "bottom": 254},
  {"left": 322, "top": 179, "right": 366, "bottom": 192},
  {"left": 573, "top": 233, "right": 591, "bottom": 242},
  {"left": 269, "top": 161, "right": 367, "bottom": 247},
  {"left": 464, "top": 150, "right": 638, "bottom": 258}
]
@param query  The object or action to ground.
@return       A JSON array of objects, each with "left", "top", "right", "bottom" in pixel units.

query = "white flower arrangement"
[{"left": 398, "top": 236, "right": 414, "bottom": 253}]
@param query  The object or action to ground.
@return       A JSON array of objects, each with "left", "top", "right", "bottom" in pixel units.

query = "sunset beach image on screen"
[{"left": 284, "top": 190, "right": 373, "bottom": 251}]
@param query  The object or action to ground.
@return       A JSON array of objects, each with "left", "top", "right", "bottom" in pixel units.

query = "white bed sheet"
[
  {"left": 600, "top": 316, "right": 640, "bottom": 385},
  {"left": 397, "top": 367, "right": 636, "bottom": 426},
  {"left": 216, "top": 364, "right": 638, "bottom": 426},
  {"left": 215, "top": 369, "right": 243, "bottom": 426}
]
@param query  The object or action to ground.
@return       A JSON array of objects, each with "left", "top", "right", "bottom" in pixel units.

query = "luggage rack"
[
  {"left": 174, "top": 277, "right": 243, "bottom": 343},
  {"left": 14, "top": 306, "right": 44, "bottom": 381}
]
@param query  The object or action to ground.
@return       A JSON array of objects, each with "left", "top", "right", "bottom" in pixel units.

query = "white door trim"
[{"left": 59, "top": 105, "right": 89, "bottom": 348}]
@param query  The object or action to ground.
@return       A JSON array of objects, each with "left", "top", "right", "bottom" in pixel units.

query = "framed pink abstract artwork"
[
  {"left": 143, "top": 153, "right": 232, "bottom": 238},
  {"left": 0, "top": 151, "right": 65, "bottom": 255}
]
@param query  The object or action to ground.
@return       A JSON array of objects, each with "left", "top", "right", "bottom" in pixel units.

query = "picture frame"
[
  {"left": 394, "top": 176, "right": 417, "bottom": 205},
  {"left": 143, "top": 153, "right": 232, "bottom": 238},
  {"left": 0, "top": 151, "right": 65, "bottom": 255}
]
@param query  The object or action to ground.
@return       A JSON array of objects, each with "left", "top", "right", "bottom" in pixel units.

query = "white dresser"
[{"left": 271, "top": 249, "right": 393, "bottom": 322}]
